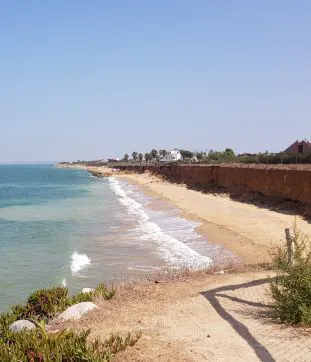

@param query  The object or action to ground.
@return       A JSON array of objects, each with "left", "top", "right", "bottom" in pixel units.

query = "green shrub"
[
  {"left": 0, "top": 320, "right": 141, "bottom": 361},
  {"left": 1, "top": 286, "right": 71, "bottom": 324},
  {"left": 0, "top": 283, "right": 140, "bottom": 361},
  {"left": 69, "top": 291, "right": 94, "bottom": 305},
  {"left": 70, "top": 284, "right": 115, "bottom": 305},
  {"left": 0, "top": 283, "right": 115, "bottom": 333},
  {"left": 0, "top": 311, "right": 18, "bottom": 332},
  {"left": 94, "top": 283, "right": 116, "bottom": 300},
  {"left": 270, "top": 224, "right": 311, "bottom": 325},
  {"left": 24, "top": 286, "right": 70, "bottom": 320}
]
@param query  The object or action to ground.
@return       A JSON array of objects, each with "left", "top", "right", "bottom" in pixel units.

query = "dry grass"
[
  {"left": 89, "top": 259, "right": 246, "bottom": 294},
  {"left": 49, "top": 259, "right": 273, "bottom": 330},
  {"left": 91, "top": 259, "right": 274, "bottom": 306}
]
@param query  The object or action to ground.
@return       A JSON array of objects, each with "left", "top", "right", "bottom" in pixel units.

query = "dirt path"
[{"left": 52, "top": 272, "right": 311, "bottom": 361}]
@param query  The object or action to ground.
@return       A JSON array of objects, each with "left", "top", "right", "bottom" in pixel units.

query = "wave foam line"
[{"left": 109, "top": 177, "right": 211, "bottom": 268}]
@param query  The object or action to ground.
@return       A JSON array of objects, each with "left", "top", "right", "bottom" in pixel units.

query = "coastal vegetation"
[
  {"left": 0, "top": 283, "right": 140, "bottom": 361},
  {"left": 64, "top": 148, "right": 311, "bottom": 167},
  {"left": 270, "top": 225, "right": 311, "bottom": 325},
  {"left": 0, "top": 325, "right": 139, "bottom": 361}
]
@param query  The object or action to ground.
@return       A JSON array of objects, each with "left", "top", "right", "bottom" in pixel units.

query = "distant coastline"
[{"left": 0, "top": 162, "right": 60, "bottom": 165}]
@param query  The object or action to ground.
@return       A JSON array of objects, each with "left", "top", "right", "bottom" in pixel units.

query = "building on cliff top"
[
  {"left": 284, "top": 140, "right": 311, "bottom": 154},
  {"left": 159, "top": 150, "right": 182, "bottom": 163},
  {"left": 107, "top": 158, "right": 120, "bottom": 163}
]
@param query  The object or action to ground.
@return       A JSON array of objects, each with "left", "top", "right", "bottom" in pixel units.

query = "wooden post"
[{"left": 285, "top": 228, "right": 294, "bottom": 265}]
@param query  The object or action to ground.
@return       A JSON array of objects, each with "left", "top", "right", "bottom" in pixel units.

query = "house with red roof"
[{"left": 284, "top": 140, "right": 311, "bottom": 154}]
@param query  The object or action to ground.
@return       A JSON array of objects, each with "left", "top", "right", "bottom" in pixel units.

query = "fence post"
[{"left": 285, "top": 228, "right": 294, "bottom": 265}]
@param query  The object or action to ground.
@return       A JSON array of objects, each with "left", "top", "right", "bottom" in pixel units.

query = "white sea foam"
[
  {"left": 71, "top": 250, "right": 91, "bottom": 274},
  {"left": 61, "top": 279, "right": 67, "bottom": 287},
  {"left": 108, "top": 178, "right": 212, "bottom": 268}
]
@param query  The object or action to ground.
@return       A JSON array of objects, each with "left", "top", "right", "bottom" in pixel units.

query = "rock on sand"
[{"left": 57, "top": 302, "right": 97, "bottom": 321}]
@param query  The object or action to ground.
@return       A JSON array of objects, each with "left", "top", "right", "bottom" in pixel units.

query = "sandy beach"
[
  {"left": 117, "top": 171, "right": 311, "bottom": 264},
  {"left": 58, "top": 164, "right": 311, "bottom": 264}
]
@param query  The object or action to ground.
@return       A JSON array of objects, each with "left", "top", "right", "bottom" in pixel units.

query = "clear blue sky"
[{"left": 1, "top": 1, "right": 310, "bottom": 162}]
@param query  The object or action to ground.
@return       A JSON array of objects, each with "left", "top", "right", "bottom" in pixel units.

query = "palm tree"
[
  {"left": 123, "top": 154, "right": 129, "bottom": 162},
  {"left": 138, "top": 153, "right": 143, "bottom": 163},
  {"left": 132, "top": 152, "right": 138, "bottom": 161}
]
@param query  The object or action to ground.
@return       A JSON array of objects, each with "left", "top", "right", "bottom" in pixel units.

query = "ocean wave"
[
  {"left": 108, "top": 177, "right": 211, "bottom": 268},
  {"left": 70, "top": 250, "right": 91, "bottom": 274}
]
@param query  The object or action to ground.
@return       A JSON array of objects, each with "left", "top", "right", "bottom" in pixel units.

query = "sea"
[{"left": 0, "top": 164, "right": 229, "bottom": 312}]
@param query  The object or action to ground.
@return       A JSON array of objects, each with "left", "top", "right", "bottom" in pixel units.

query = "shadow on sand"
[{"left": 201, "top": 278, "right": 275, "bottom": 362}]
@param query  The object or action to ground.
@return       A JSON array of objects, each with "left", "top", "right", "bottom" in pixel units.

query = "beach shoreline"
[
  {"left": 57, "top": 164, "right": 311, "bottom": 265},
  {"left": 116, "top": 172, "right": 272, "bottom": 265},
  {"left": 118, "top": 175, "right": 243, "bottom": 264}
]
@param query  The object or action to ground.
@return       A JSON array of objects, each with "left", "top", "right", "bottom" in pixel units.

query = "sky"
[{"left": 0, "top": 1, "right": 310, "bottom": 162}]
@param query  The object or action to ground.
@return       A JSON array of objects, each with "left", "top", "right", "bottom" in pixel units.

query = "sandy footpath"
[
  {"left": 50, "top": 271, "right": 311, "bottom": 361},
  {"left": 117, "top": 172, "right": 311, "bottom": 264}
]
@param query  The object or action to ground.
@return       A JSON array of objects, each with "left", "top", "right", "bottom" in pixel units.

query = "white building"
[{"left": 159, "top": 149, "right": 182, "bottom": 163}]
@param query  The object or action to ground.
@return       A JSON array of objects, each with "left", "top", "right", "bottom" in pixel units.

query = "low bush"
[
  {"left": 0, "top": 320, "right": 140, "bottom": 361},
  {"left": 70, "top": 284, "right": 115, "bottom": 306},
  {"left": 20, "top": 286, "right": 69, "bottom": 321},
  {"left": 0, "top": 282, "right": 135, "bottom": 361},
  {"left": 0, "top": 283, "right": 115, "bottom": 328},
  {"left": 270, "top": 224, "right": 311, "bottom": 325}
]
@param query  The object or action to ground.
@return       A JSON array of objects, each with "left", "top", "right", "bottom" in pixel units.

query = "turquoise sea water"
[
  {"left": 0, "top": 165, "right": 115, "bottom": 310},
  {"left": 0, "top": 165, "right": 230, "bottom": 312}
]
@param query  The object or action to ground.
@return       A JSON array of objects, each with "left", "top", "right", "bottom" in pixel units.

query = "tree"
[
  {"left": 196, "top": 151, "right": 204, "bottom": 160},
  {"left": 144, "top": 153, "right": 151, "bottom": 163},
  {"left": 132, "top": 152, "right": 138, "bottom": 161},
  {"left": 123, "top": 154, "right": 129, "bottom": 162},
  {"left": 180, "top": 149, "right": 193, "bottom": 159},
  {"left": 208, "top": 150, "right": 223, "bottom": 163},
  {"left": 138, "top": 153, "right": 143, "bottom": 163},
  {"left": 224, "top": 148, "right": 235, "bottom": 157},
  {"left": 150, "top": 149, "right": 158, "bottom": 160},
  {"left": 159, "top": 149, "right": 167, "bottom": 157},
  {"left": 223, "top": 148, "right": 235, "bottom": 161}
]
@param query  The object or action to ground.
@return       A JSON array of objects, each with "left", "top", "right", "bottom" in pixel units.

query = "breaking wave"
[
  {"left": 108, "top": 178, "right": 211, "bottom": 269},
  {"left": 70, "top": 250, "right": 91, "bottom": 274}
]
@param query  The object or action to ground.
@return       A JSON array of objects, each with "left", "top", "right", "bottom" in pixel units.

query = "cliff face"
[
  {"left": 215, "top": 165, "right": 311, "bottom": 204},
  {"left": 116, "top": 164, "right": 311, "bottom": 205}
]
